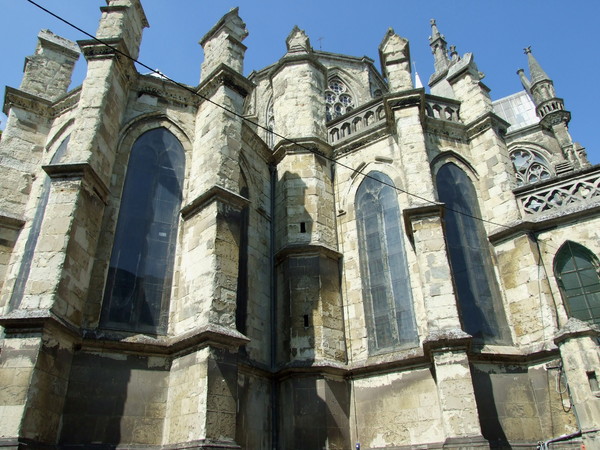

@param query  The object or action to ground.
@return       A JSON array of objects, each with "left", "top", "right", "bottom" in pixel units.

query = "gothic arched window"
[
  {"left": 9, "top": 136, "right": 70, "bottom": 310},
  {"left": 554, "top": 241, "right": 600, "bottom": 325},
  {"left": 101, "top": 128, "right": 185, "bottom": 334},
  {"left": 356, "top": 171, "right": 417, "bottom": 352},
  {"left": 510, "top": 148, "right": 553, "bottom": 186},
  {"left": 325, "top": 77, "right": 354, "bottom": 122},
  {"left": 436, "top": 163, "right": 510, "bottom": 343}
]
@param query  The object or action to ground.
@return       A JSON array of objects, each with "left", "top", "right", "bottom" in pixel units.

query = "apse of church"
[{"left": 0, "top": 1, "right": 599, "bottom": 449}]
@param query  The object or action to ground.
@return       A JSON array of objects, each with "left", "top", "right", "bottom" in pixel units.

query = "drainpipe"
[{"left": 269, "top": 163, "right": 279, "bottom": 450}]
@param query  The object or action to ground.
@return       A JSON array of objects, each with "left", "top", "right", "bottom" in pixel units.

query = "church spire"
[
  {"left": 524, "top": 46, "right": 551, "bottom": 85},
  {"left": 429, "top": 19, "right": 449, "bottom": 73}
]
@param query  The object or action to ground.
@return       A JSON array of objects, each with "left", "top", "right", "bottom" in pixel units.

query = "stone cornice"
[
  {"left": 197, "top": 63, "right": 254, "bottom": 103},
  {"left": 3, "top": 86, "right": 53, "bottom": 117},
  {"left": 268, "top": 52, "right": 327, "bottom": 81},
  {"left": 181, "top": 185, "right": 249, "bottom": 221},
  {"left": 0, "top": 308, "right": 249, "bottom": 355},
  {"left": 488, "top": 204, "right": 600, "bottom": 245},
  {"left": 241, "top": 122, "right": 274, "bottom": 164},
  {"left": 137, "top": 73, "right": 200, "bottom": 109},
  {"left": 0, "top": 211, "right": 25, "bottom": 230},
  {"left": 51, "top": 88, "right": 81, "bottom": 117},
  {"left": 402, "top": 203, "right": 445, "bottom": 243},
  {"left": 274, "top": 243, "right": 342, "bottom": 265},
  {"left": 272, "top": 136, "right": 332, "bottom": 165},
  {"left": 465, "top": 111, "right": 510, "bottom": 141},
  {"left": 78, "top": 37, "right": 128, "bottom": 62},
  {"left": 422, "top": 328, "right": 473, "bottom": 357},
  {"left": 554, "top": 317, "right": 600, "bottom": 345},
  {"left": 42, "top": 162, "right": 110, "bottom": 204}
]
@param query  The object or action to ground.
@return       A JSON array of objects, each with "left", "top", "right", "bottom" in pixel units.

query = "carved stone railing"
[
  {"left": 424, "top": 95, "right": 461, "bottom": 123},
  {"left": 327, "top": 99, "right": 386, "bottom": 144},
  {"left": 516, "top": 166, "right": 600, "bottom": 215}
]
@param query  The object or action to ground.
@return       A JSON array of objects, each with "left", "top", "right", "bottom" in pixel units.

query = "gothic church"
[{"left": 1, "top": 1, "right": 599, "bottom": 448}]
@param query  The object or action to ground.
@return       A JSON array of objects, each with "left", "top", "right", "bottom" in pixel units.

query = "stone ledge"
[
  {"left": 274, "top": 243, "right": 342, "bottom": 265},
  {"left": 42, "top": 162, "right": 110, "bottom": 204},
  {"left": 181, "top": 185, "right": 249, "bottom": 221},
  {"left": 3, "top": 86, "right": 53, "bottom": 116},
  {"left": 403, "top": 202, "right": 444, "bottom": 243},
  {"left": 554, "top": 317, "right": 600, "bottom": 345}
]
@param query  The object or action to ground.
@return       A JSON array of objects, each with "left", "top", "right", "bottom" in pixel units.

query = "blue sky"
[{"left": 2, "top": 1, "right": 599, "bottom": 162}]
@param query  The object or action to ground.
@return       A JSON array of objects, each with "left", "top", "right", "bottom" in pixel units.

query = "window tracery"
[
  {"left": 510, "top": 148, "right": 553, "bottom": 186},
  {"left": 554, "top": 241, "right": 600, "bottom": 325},
  {"left": 436, "top": 163, "right": 511, "bottom": 344},
  {"left": 356, "top": 171, "right": 417, "bottom": 352},
  {"left": 325, "top": 78, "right": 354, "bottom": 122},
  {"left": 101, "top": 127, "right": 185, "bottom": 334}
]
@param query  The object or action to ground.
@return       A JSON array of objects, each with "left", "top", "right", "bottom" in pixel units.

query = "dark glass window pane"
[
  {"left": 356, "top": 171, "right": 417, "bottom": 352},
  {"left": 555, "top": 241, "right": 600, "bottom": 326},
  {"left": 436, "top": 163, "right": 510, "bottom": 344},
  {"left": 101, "top": 128, "right": 185, "bottom": 334}
]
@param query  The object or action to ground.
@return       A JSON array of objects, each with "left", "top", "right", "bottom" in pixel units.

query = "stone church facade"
[{"left": 1, "top": 0, "right": 599, "bottom": 448}]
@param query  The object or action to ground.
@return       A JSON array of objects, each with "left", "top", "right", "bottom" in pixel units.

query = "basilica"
[{"left": 0, "top": 1, "right": 599, "bottom": 448}]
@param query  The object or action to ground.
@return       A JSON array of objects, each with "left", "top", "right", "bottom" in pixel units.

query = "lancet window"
[
  {"left": 510, "top": 148, "right": 553, "bottom": 186},
  {"left": 436, "top": 163, "right": 510, "bottom": 344},
  {"left": 101, "top": 127, "right": 185, "bottom": 334},
  {"left": 356, "top": 171, "right": 417, "bottom": 352},
  {"left": 325, "top": 77, "right": 354, "bottom": 122}
]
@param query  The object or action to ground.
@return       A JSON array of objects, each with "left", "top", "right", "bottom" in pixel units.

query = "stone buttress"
[
  {"left": 0, "top": 0, "right": 147, "bottom": 446},
  {"left": 271, "top": 26, "right": 349, "bottom": 449}
]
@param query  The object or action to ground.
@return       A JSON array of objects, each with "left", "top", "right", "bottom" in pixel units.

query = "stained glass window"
[
  {"left": 325, "top": 78, "right": 354, "bottom": 122},
  {"left": 555, "top": 242, "right": 600, "bottom": 325},
  {"left": 101, "top": 128, "right": 185, "bottom": 334},
  {"left": 356, "top": 172, "right": 417, "bottom": 352},
  {"left": 436, "top": 163, "right": 510, "bottom": 344}
]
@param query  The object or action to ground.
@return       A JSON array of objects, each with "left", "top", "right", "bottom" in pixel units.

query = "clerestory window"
[
  {"left": 356, "top": 171, "right": 417, "bottom": 352},
  {"left": 510, "top": 148, "right": 553, "bottom": 186},
  {"left": 325, "top": 77, "right": 354, "bottom": 122},
  {"left": 101, "top": 127, "right": 185, "bottom": 334},
  {"left": 554, "top": 241, "right": 600, "bottom": 325},
  {"left": 436, "top": 163, "right": 510, "bottom": 344}
]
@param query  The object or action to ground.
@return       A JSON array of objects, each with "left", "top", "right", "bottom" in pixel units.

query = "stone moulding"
[
  {"left": 554, "top": 317, "right": 600, "bottom": 345},
  {"left": 196, "top": 63, "right": 254, "bottom": 102},
  {"left": 42, "top": 162, "right": 110, "bottom": 204},
  {"left": 274, "top": 243, "right": 342, "bottom": 265},
  {"left": 465, "top": 111, "right": 510, "bottom": 141},
  {"left": 402, "top": 202, "right": 445, "bottom": 243},
  {"left": 0, "top": 211, "right": 25, "bottom": 230},
  {"left": 422, "top": 328, "right": 473, "bottom": 357},
  {"left": 180, "top": 185, "right": 249, "bottom": 221},
  {"left": 3, "top": 86, "right": 53, "bottom": 116}
]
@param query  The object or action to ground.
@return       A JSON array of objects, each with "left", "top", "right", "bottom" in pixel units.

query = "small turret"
[
  {"left": 518, "top": 47, "right": 589, "bottom": 168},
  {"left": 429, "top": 19, "right": 449, "bottom": 74}
]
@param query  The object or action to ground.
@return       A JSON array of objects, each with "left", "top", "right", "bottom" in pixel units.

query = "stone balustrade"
[
  {"left": 424, "top": 96, "right": 461, "bottom": 123},
  {"left": 517, "top": 166, "right": 600, "bottom": 214},
  {"left": 327, "top": 99, "right": 386, "bottom": 144}
]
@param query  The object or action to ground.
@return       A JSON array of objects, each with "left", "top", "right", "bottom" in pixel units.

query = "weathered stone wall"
[
  {"left": 352, "top": 368, "right": 444, "bottom": 447},
  {"left": 236, "top": 370, "right": 271, "bottom": 449},
  {"left": 60, "top": 350, "right": 169, "bottom": 446},
  {"left": 278, "top": 375, "right": 350, "bottom": 449},
  {"left": 472, "top": 361, "right": 578, "bottom": 443}
]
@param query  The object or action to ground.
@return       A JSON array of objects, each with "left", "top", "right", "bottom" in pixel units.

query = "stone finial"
[
  {"left": 285, "top": 26, "right": 312, "bottom": 54},
  {"left": 379, "top": 28, "right": 412, "bottom": 92},
  {"left": 516, "top": 68, "right": 531, "bottom": 93},
  {"left": 428, "top": 19, "right": 449, "bottom": 73},
  {"left": 200, "top": 8, "right": 248, "bottom": 79},
  {"left": 19, "top": 29, "right": 80, "bottom": 102},
  {"left": 95, "top": 0, "right": 148, "bottom": 60}
]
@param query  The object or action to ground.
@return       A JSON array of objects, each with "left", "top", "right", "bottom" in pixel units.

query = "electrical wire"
[{"left": 25, "top": 0, "right": 520, "bottom": 234}]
